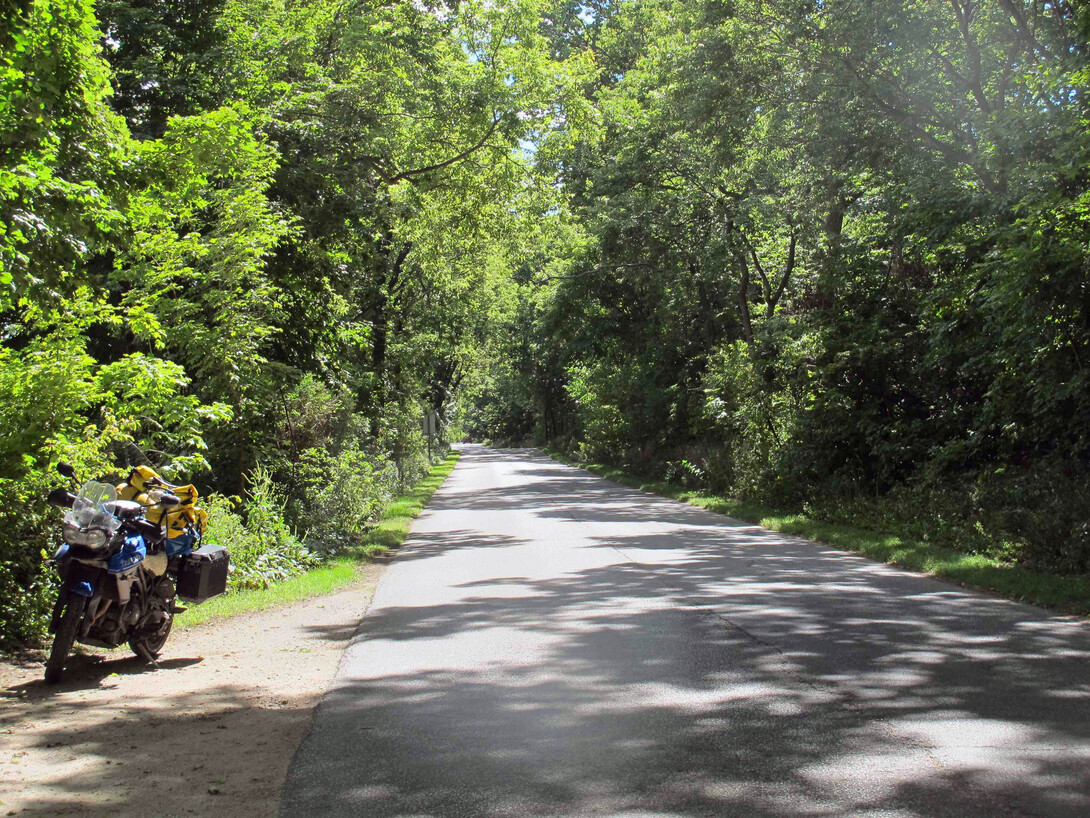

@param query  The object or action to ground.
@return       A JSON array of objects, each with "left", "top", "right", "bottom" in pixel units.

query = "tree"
[{"left": 0, "top": 0, "right": 127, "bottom": 311}]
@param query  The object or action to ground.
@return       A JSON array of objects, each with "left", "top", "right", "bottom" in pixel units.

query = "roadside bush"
[
  {"left": 806, "top": 461, "right": 1090, "bottom": 576},
  {"left": 0, "top": 473, "right": 64, "bottom": 648},
  {"left": 379, "top": 404, "right": 438, "bottom": 489},
  {"left": 980, "top": 467, "right": 1090, "bottom": 575},
  {"left": 565, "top": 363, "right": 631, "bottom": 463},
  {"left": 271, "top": 382, "right": 441, "bottom": 555},
  {"left": 273, "top": 374, "right": 354, "bottom": 470},
  {"left": 663, "top": 458, "right": 705, "bottom": 490},
  {"left": 204, "top": 466, "right": 316, "bottom": 590},
  {"left": 292, "top": 443, "right": 397, "bottom": 554},
  {"left": 702, "top": 340, "right": 809, "bottom": 502}
]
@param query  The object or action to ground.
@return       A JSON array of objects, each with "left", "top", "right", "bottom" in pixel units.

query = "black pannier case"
[{"left": 177, "top": 544, "right": 229, "bottom": 603}]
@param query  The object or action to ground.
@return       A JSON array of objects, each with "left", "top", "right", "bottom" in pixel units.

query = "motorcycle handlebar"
[
  {"left": 48, "top": 488, "right": 77, "bottom": 508},
  {"left": 127, "top": 517, "right": 164, "bottom": 542},
  {"left": 47, "top": 487, "right": 166, "bottom": 542}
]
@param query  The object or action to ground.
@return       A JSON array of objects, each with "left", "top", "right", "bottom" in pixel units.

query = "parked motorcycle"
[{"left": 44, "top": 462, "right": 229, "bottom": 684}]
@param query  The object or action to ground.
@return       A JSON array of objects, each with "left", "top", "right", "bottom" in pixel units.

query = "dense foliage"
[
  {"left": 1, "top": 0, "right": 1087, "bottom": 643},
  {"left": 468, "top": 0, "right": 1090, "bottom": 576},
  {"left": 0, "top": 0, "right": 569, "bottom": 644}
]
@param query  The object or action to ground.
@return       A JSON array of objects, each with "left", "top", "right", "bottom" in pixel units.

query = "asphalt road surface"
[{"left": 281, "top": 446, "right": 1090, "bottom": 817}]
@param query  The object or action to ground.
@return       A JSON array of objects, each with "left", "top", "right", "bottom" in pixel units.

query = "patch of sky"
[{"left": 412, "top": 0, "right": 451, "bottom": 22}]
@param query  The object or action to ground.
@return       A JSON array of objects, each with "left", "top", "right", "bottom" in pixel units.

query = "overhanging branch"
[{"left": 386, "top": 115, "right": 505, "bottom": 185}]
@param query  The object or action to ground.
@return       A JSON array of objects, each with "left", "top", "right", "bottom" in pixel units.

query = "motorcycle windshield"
[{"left": 63, "top": 481, "right": 121, "bottom": 535}]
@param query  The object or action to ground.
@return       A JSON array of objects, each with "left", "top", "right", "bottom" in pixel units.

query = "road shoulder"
[{"left": 0, "top": 564, "right": 382, "bottom": 817}]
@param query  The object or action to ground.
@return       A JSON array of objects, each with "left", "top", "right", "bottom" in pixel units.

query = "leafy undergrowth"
[
  {"left": 343, "top": 450, "right": 461, "bottom": 560},
  {"left": 544, "top": 449, "right": 1090, "bottom": 617},
  {"left": 177, "top": 451, "right": 460, "bottom": 629}
]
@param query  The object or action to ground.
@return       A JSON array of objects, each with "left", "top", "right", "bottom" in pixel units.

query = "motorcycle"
[{"left": 43, "top": 461, "right": 229, "bottom": 684}]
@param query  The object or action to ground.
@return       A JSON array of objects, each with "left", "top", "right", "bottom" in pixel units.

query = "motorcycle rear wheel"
[
  {"left": 129, "top": 613, "right": 173, "bottom": 662},
  {"left": 44, "top": 595, "right": 88, "bottom": 684}
]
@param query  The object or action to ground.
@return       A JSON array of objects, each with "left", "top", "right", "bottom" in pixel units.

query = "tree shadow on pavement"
[
  {"left": 282, "top": 447, "right": 1090, "bottom": 818},
  {"left": 1, "top": 589, "right": 369, "bottom": 816}
]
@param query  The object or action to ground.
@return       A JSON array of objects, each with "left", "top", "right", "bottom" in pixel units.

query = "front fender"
[
  {"left": 48, "top": 584, "right": 94, "bottom": 634},
  {"left": 48, "top": 563, "right": 104, "bottom": 634},
  {"left": 63, "top": 561, "right": 104, "bottom": 598}
]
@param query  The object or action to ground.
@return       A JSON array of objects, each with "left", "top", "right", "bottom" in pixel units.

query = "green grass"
[
  {"left": 176, "top": 450, "right": 461, "bottom": 629},
  {"left": 543, "top": 448, "right": 1090, "bottom": 616},
  {"left": 176, "top": 558, "right": 363, "bottom": 628}
]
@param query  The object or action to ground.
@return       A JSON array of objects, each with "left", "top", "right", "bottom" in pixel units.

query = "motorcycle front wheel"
[
  {"left": 44, "top": 595, "right": 88, "bottom": 684},
  {"left": 129, "top": 613, "right": 173, "bottom": 662}
]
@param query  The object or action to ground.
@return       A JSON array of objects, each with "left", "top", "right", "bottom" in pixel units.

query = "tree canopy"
[{"left": 0, "top": 0, "right": 1087, "bottom": 642}]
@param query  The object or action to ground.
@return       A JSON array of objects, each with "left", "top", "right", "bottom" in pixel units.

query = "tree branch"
[
  {"left": 770, "top": 232, "right": 797, "bottom": 310},
  {"left": 387, "top": 115, "right": 505, "bottom": 185},
  {"left": 742, "top": 236, "right": 772, "bottom": 305},
  {"left": 948, "top": 0, "right": 993, "bottom": 114},
  {"left": 994, "top": 0, "right": 1052, "bottom": 60},
  {"left": 734, "top": 248, "right": 753, "bottom": 345}
]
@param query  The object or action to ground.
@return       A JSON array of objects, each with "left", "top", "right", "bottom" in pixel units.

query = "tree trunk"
[{"left": 735, "top": 251, "right": 753, "bottom": 345}]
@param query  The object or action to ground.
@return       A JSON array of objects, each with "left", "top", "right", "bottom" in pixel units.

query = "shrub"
[
  {"left": 805, "top": 461, "right": 1090, "bottom": 576},
  {"left": 378, "top": 404, "right": 439, "bottom": 489},
  {"left": 274, "top": 374, "right": 354, "bottom": 467},
  {"left": 292, "top": 443, "right": 397, "bottom": 554},
  {"left": 663, "top": 459, "right": 705, "bottom": 490},
  {"left": 204, "top": 466, "right": 316, "bottom": 590},
  {"left": 565, "top": 364, "right": 630, "bottom": 462},
  {"left": 702, "top": 341, "right": 801, "bottom": 501}
]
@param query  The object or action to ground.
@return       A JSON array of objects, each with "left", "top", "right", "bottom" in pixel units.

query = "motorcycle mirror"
[
  {"left": 157, "top": 493, "right": 181, "bottom": 508},
  {"left": 47, "top": 488, "right": 76, "bottom": 508},
  {"left": 57, "top": 461, "right": 77, "bottom": 480}
]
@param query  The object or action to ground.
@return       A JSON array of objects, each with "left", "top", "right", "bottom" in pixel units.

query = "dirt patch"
[{"left": 0, "top": 564, "right": 383, "bottom": 817}]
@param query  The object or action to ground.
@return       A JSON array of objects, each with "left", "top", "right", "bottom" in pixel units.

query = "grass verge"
[
  {"left": 543, "top": 448, "right": 1090, "bottom": 616},
  {"left": 177, "top": 450, "right": 460, "bottom": 629}
]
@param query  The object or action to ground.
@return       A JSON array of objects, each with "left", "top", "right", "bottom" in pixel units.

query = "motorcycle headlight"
[{"left": 62, "top": 523, "right": 109, "bottom": 551}]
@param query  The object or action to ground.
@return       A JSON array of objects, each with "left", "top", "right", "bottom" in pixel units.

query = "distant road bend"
[{"left": 282, "top": 445, "right": 1090, "bottom": 817}]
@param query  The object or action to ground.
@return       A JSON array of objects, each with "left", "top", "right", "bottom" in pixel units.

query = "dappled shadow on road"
[
  {"left": 283, "top": 446, "right": 1090, "bottom": 817},
  {"left": 1, "top": 588, "right": 371, "bottom": 817},
  {"left": 386, "top": 530, "right": 526, "bottom": 563},
  {"left": 429, "top": 454, "right": 749, "bottom": 530}
]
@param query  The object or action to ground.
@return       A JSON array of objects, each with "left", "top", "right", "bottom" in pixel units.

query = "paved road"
[{"left": 281, "top": 446, "right": 1090, "bottom": 817}]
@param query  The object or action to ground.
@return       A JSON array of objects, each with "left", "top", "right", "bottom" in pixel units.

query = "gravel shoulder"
[{"left": 0, "top": 564, "right": 382, "bottom": 817}]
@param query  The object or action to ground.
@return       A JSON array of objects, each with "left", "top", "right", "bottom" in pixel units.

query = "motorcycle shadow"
[{"left": 5, "top": 652, "right": 204, "bottom": 699}]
